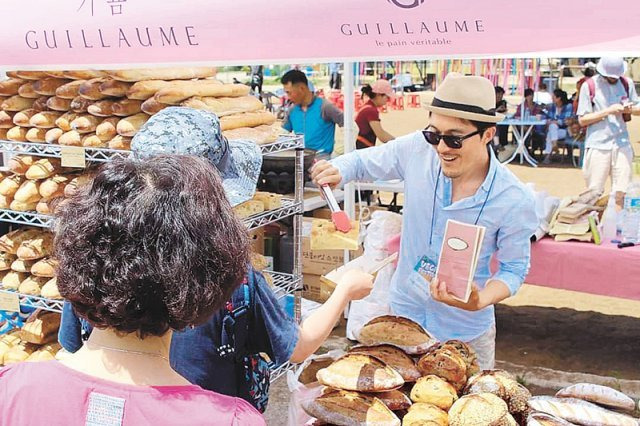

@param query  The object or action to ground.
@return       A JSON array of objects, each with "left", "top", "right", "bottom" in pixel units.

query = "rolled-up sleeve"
[
  {"left": 331, "top": 132, "right": 421, "bottom": 185},
  {"left": 491, "top": 193, "right": 538, "bottom": 295}
]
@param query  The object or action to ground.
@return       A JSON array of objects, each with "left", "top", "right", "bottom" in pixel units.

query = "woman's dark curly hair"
[{"left": 54, "top": 155, "right": 250, "bottom": 337}]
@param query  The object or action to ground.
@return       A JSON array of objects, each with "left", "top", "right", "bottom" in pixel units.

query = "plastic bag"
[{"left": 287, "top": 350, "right": 345, "bottom": 426}]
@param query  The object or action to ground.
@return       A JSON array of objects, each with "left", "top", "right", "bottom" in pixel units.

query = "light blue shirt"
[
  {"left": 577, "top": 75, "right": 639, "bottom": 150},
  {"left": 332, "top": 132, "right": 538, "bottom": 341}
]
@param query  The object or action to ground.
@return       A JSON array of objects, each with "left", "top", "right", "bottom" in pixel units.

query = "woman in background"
[
  {"left": 543, "top": 89, "right": 574, "bottom": 164},
  {"left": 356, "top": 79, "right": 396, "bottom": 149}
]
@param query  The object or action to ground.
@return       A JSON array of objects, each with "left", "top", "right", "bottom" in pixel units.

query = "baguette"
[
  {"left": 18, "top": 275, "right": 48, "bottom": 296},
  {"left": 70, "top": 96, "right": 92, "bottom": 113},
  {"left": 26, "top": 158, "right": 61, "bottom": 180},
  {"left": 182, "top": 95, "right": 264, "bottom": 117},
  {"left": 0, "top": 252, "right": 16, "bottom": 271},
  {"left": 11, "top": 258, "right": 36, "bottom": 273},
  {"left": 0, "top": 229, "right": 43, "bottom": 254},
  {"left": 32, "top": 96, "right": 51, "bottom": 112},
  {"left": 112, "top": 99, "right": 143, "bottom": 116},
  {"left": 46, "top": 96, "right": 72, "bottom": 112},
  {"left": 12, "top": 109, "right": 38, "bottom": 127},
  {"left": 0, "top": 194, "right": 12, "bottom": 209},
  {"left": 71, "top": 114, "right": 100, "bottom": 133},
  {"left": 116, "top": 113, "right": 149, "bottom": 137},
  {"left": 64, "top": 175, "right": 91, "bottom": 197},
  {"left": 55, "top": 112, "right": 78, "bottom": 131},
  {"left": 107, "top": 67, "right": 216, "bottom": 82},
  {"left": 99, "top": 79, "right": 132, "bottom": 97},
  {"left": 31, "top": 258, "right": 58, "bottom": 278},
  {"left": 9, "top": 199, "right": 38, "bottom": 212},
  {"left": 7, "top": 126, "right": 28, "bottom": 142},
  {"left": 223, "top": 124, "right": 282, "bottom": 144},
  {"left": 78, "top": 78, "right": 110, "bottom": 100},
  {"left": 2, "top": 271, "right": 27, "bottom": 290},
  {"left": 5, "top": 71, "right": 20, "bottom": 78},
  {"left": 1, "top": 95, "right": 35, "bottom": 112},
  {"left": 63, "top": 70, "right": 108, "bottom": 80},
  {"left": 95, "top": 117, "right": 120, "bottom": 140},
  {"left": 20, "top": 310, "right": 61, "bottom": 345},
  {"left": 82, "top": 133, "right": 107, "bottom": 147},
  {"left": 108, "top": 135, "right": 131, "bottom": 150},
  {"left": 141, "top": 98, "right": 168, "bottom": 115},
  {"left": 45, "top": 71, "right": 67, "bottom": 79},
  {"left": 55, "top": 80, "right": 86, "bottom": 99},
  {"left": 0, "top": 111, "right": 16, "bottom": 129},
  {"left": 15, "top": 71, "right": 48, "bottom": 80},
  {"left": 154, "top": 81, "right": 246, "bottom": 104},
  {"left": 0, "top": 78, "right": 25, "bottom": 96},
  {"left": 58, "top": 130, "right": 82, "bottom": 146},
  {"left": 17, "top": 233, "right": 53, "bottom": 260},
  {"left": 87, "top": 100, "right": 116, "bottom": 117},
  {"left": 45, "top": 128, "right": 63, "bottom": 144},
  {"left": 529, "top": 396, "right": 638, "bottom": 426},
  {"left": 8, "top": 155, "right": 36, "bottom": 175},
  {"left": 126, "top": 80, "right": 172, "bottom": 100},
  {"left": 0, "top": 175, "right": 26, "bottom": 196},
  {"left": 17, "top": 82, "right": 39, "bottom": 99},
  {"left": 220, "top": 111, "right": 276, "bottom": 131},
  {"left": 33, "top": 78, "right": 70, "bottom": 96},
  {"left": 30, "top": 111, "right": 63, "bottom": 129},
  {"left": 25, "top": 128, "right": 47, "bottom": 143}
]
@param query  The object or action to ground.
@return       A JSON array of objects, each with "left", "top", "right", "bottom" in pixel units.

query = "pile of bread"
[
  {"left": 0, "top": 154, "right": 88, "bottom": 213},
  {"left": 548, "top": 188, "right": 607, "bottom": 242},
  {"left": 301, "top": 315, "right": 532, "bottom": 426},
  {"left": 0, "top": 310, "right": 61, "bottom": 365},
  {"left": 0, "top": 228, "right": 59, "bottom": 299},
  {"left": 0, "top": 67, "right": 282, "bottom": 149}
]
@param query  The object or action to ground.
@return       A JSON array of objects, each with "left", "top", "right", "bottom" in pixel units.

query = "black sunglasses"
[{"left": 422, "top": 129, "right": 482, "bottom": 149}]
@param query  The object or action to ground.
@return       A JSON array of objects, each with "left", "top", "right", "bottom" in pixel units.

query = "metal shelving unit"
[{"left": 0, "top": 134, "right": 305, "bottom": 384}]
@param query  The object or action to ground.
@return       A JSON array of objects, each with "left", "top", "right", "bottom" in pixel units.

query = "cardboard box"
[{"left": 302, "top": 218, "right": 363, "bottom": 275}]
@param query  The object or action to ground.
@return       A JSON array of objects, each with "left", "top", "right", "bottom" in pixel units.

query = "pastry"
[
  {"left": 2, "top": 271, "right": 28, "bottom": 290},
  {"left": 316, "top": 353, "right": 405, "bottom": 392},
  {"left": 0, "top": 78, "right": 25, "bottom": 96},
  {"left": 107, "top": 67, "right": 216, "bottom": 82},
  {"left": 99, "top": 79, "right": 132, "bottom": 97},
  {"left": 410, "top": 375, "right": 458, "bottom": 411},
  {"left": 18, "top": 275, "right": 48, "bottom": 295},
  {"left": 0, "top": 174, "right": 26, "bottom": 196},
  {"left": 26, "top": 158, "right": 61, "bottom": 180},
  {"left": 7, "top": 126, "right": 28, "bottom": 142},
  {"left": 448, "top": 393, "right": 513, "bottom": 426},
  {"left": 349, "top": 345, "right": 421, "bottom": 383},
  {"left": 154, "top": 81, "right": 247, "bottom": 104},
  {"left": 40, "top": 175, "right": 70, "bottom": 198},
  {"left": 29, "top": 111, "right": 63, "bottom": 129},
  {"left": 20, "top": 310, "right": 61, "bottom": 345},
  {"left": 12, "top": 108, "right": 38, "bottom": 127},
  {"left": 0, "top": 111, "right": 17, "bottom": 128},
  {"left": 64, "top": 175, "right": 91, "bottom": 197},
  {"left": 17, "top": 82, "right": 39, "bottom": 99},
  {"left": 25, "top": 128, "right": 47, "bottom": 142},
  {"left": 8, "top": 155, "right": 36, "bottom": 175},
  {"left": 402, "top": 403, "right": 448, "bottom": 426},
  {"left": 33, "top": 78, "right": 70, "bottom": 96},
  {"left": 358, "top": 316, "right": 438, "bottom": 355},
  {"left": 58, "top": 130, "right": 82, "bottom": 146},
  {"left": 40, "top": 277, "right": 61, "bottom": 299},
  {"left": 116, "top": 113, "right": 149, "bottom": 137},
  {"left": 45, "top": 128, "right": 63, "bottom": 143},
  {"left": 13, "top": 180, "right": 40, "bottom": 203},
  {"left": 71, "top": 114, "right": 100, "bottom": 133},
  {"left": 70, "top": 96, "right": 92, "bottom": 113},
  {"left": 46, "top": 96, "right": 73, "bottom": 112},
  {"left": 9, "top": 199, "right": 38, "bottom": 212},
  {"left": 126, "top": 80, "right": 172, "bottom": 100},
  {"left": 87, "top": 100, "right": 116, "bottom": 117},
  {"left": 302, "top": 390, "right": 401, "bottom": 426},
  {"left": 220, "top": 111, "right": 276, "bottom": 131},
  {"left": 0, "top": 252, "right": 17, "bottom": 271},
  {"left": 108, "top": 135, "right": 131, "bottom": 150},
  {"left": 55, "top": 80, "right": 86, "bottom": 99},
  {"left": 78, "top": 78, "right": 110, "bottom": 100},
  {"left": 111, "top": 99, "right": 143, "bottom": 116},
  {"left": 55, "top": 112, "right": 78, "bottom": 131},
  {"left": 17, "top": 232, "right": 53, "bottom": 260}
]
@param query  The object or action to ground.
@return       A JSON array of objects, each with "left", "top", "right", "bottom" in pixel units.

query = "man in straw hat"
[
  {"left": 312, "top": 73, "right": 538, "bottom": 368},
  {"left": 577, "top": 57, "right": 640, "bottom": 208}
]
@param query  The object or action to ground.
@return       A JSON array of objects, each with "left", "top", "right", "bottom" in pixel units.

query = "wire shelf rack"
[{"left": 0, "top": 289, "right": 64, "bottom": 313}]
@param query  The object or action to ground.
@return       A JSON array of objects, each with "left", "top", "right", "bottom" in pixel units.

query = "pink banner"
[{"left": 1, "top": 0, "right": 639, "bottom": 68}]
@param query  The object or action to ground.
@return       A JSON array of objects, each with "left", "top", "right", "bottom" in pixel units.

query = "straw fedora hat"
[{"left": 425, "top": 72, "right": 504, "bottom": 123}]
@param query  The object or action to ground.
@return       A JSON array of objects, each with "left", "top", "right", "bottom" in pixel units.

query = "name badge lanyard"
[{"left": 428, "top": 166, "right": 498, "bottom": 250}]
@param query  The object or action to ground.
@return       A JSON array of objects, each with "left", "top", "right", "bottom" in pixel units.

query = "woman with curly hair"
[{"left": 0, "top": 155, "right": 264, "bottom": 425}]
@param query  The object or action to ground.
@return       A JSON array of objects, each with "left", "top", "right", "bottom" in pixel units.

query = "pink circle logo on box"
[{"left": 387, "top": 0, "right": 425, "bottom": 9}]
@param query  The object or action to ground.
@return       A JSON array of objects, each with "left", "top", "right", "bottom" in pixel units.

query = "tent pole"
[{"left": 343, "top": 61, "right": 356, "bottom": 264}]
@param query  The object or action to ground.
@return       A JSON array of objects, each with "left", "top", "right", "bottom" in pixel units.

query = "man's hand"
[
  {"left": 429, "top": 277, "right": 487, "bottom": 311},
  {"left": 607, "top": 104, "right": 625, "bottom": 115},
  {"left": 310, "top": 160, "right": 342, "bottom": 189},
  {"left": 337, "top": 269, "right": 374, "bottom": 301}
]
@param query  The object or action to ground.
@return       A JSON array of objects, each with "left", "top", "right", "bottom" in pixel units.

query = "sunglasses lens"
[
  {"left": 442, "top": 136, "right": 462, "bottom": 149},
  {"left": 423, "top": 131, "right": 440, "bottom": 145}
]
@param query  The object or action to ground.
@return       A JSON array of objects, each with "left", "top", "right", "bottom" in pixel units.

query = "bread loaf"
[
  {"left": 32, "top": 96, "right": 51, "bottom": 112},
  {"left": 7, "top": 126, "right": 28, "bottom": 142},
  {"left": 99, "top": 79, "right": 132, "bottom": 97},
  {"left": 410, "top": 375, "right": 458, "bottom": 411},
  {"left": 29, "top": 111, "right": 63, "bottom": 129},
  {"left": 0, "top": 111, "right": 16, "bottom": 128},
  {"left": 87, "top": 100, "right": 116, "bottom": 117},
  {"left": 108, "top": 135, "right": 131, "bottom": 150},
  {"left": 17, "top": 82, "right": 39, "bottom": 99},
  {"left": 418, "top": 348, "right": 468, "bottom": 391},
  {"left": 26, "top": 158, "right": 61, "bottom": 180},
  {"left": 112, "top": 99, "right": 143, "bottom": 116},
  {"left": 79, "top": 78, "right": 110, "bottom": 100},
  {"left": 17, "top": 232, "right": 53, "bottom": 260},
  {"left": 33, "top": 78, "right": 70, "bottom": 96},
  {"left": 25, "top": 128, "right": 47, "bottom": 142},
  {"left": 20, "top": 310, "right": 61, "bottom": 344},
  {"left": 116, "top": 113, "right": 149, "bottom": 137},
  {"left": 40, "top": 278, "right": 61, "bottom": 300},
  {"left": 0, "top": 78, "right": 25, "bottom": 96},
  {"left": 2, "top": 271, "right": 27, "bottom": 290},
  {"left": 316, "top": 353, "right": 405, "bottom": 392},
  {"left": 141, "top": 98, "right": 168, "bottom": 115},
  {"left": 8, "top": 156, "right": 35, "bottom": 175},
  {"left": 70, "top": 96, "right": 92, "bottom": 113},
  {"left": 15, "top": 71, "right": 48, "bottom": 80},
  {"left": 555, "top": 383, "right": 636, "bottom": 412},
  {"left": 82, "top": 133, "right": 107, "bottom": 147},
  {"left": 2, "top": 96, "right": 35, "bottom": 112},
  {"left": 403, "top": 403, "right": 449, "bottom": 426},
  {"left": 107, "top": 67, "right": 216, "bottom": 82},
  {"left": 349, "top": 344, "right": 421, "bottom": 383},
  {"left": 46, "top": 96, "right": 72, "bottom": 112},
  {"left": 14, "top": 180, "right": 41, "bottom": 203},
  {"left": 181, "top": 95, "right": 264, "bottom": 117},
  {"left": 71, "top": 114, "right": 100, "bottom": 133},
  {"left": 0, "top": 175, "right": 25, "bottom": 196},
  {"left": 12, "top": 108, "right": 38, "bottom": 127},
  {"left": 55, "top": 80, "right": 86, "bottom": 99},
  {"left": 302, "top": 390, "right": 401, "bottom": 426},
  {"left": 27, "top": 342, "right": 62, "bottom": 362},
  {"left": 3, "top": 342, "right": 40, "bottom": 365},
  {"left": 63, "top": 70, "right": 108, "bottom": 80},
  {"left": 9, "top": 199, "right": 38, "bottom": 212},
  {"left": 45, "top": 128, "right": 63, "bottom": 143},
  {"left": 18, "top": 275, "right": 48, "bottom": 295},
  {"left": 220, "top": 111, "right": 276, "bottom": 131},
  {"left": 528, "top": 396, "right": 637, "bottom": 426},
  {"left": 64, "top": 175, "right": 91, "bottom": 197},
  {"left": 55, "top": 112, "right": 78, "bottom": 131},
  {"left": 96, "top": 117, "right": 120, "bottom": 140},
  {"left": 36, "top": 199, "right": 55, "bottom": 215},
  {"left": 31, "top": 257, "right": 57, "bottom": 278},
  {"left": 0, "top": 252, "right": 17, "bottom": 271},
  {"left": 358, "top": 316, "right": 437, "bottom": 355},
  {"left": 126, "top": 80, "right": 172, "bottom": 100},
  {"left": 155, "top": 81, "right": 246, "bottom": 104}
]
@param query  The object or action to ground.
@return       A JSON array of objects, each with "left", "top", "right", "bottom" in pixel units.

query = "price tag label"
[
  {"left": 61, "top": 146, "right": 87, "bottom": 168},
  {"left": 0, "top": 291, "right": 20, "bottom": 312}
]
